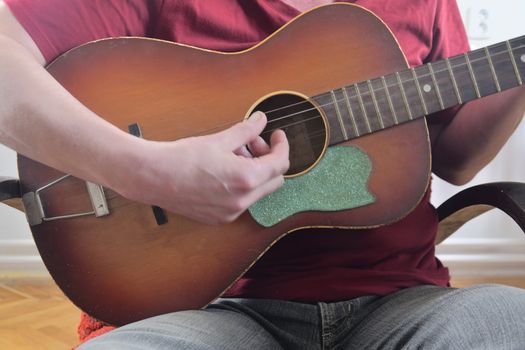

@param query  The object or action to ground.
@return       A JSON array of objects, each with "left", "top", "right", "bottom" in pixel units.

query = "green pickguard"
[{"left": 249, "top": 146, "right": 375, "bottom": 227}]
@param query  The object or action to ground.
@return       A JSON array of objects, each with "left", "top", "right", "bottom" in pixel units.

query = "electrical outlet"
[
  {"left": 458, "top": 0, "right": 525, "bottom": 47},
  {"left": 464, "top": 6, "right": 491, "bottom": 40}
]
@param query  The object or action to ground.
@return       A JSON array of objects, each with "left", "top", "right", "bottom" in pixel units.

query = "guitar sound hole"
[{"left": 251, "top": 92, "right": 327, "bottom": 176}]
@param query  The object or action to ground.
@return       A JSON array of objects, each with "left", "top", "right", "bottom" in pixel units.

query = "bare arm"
[
  {"left": 0, "top": 2, "right": 289, "bottom": 224},
  {"left": 431, "top": 85, "right": 525, "bottom": 185}
]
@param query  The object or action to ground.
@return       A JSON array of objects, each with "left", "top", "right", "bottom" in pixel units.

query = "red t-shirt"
[{"left": 6, "top": 0, "right": 469, "bottom": 321}]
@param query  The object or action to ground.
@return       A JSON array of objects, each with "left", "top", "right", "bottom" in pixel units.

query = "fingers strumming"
[
  {"left": 269, "top": 129, "right": 290, "bottom": 174},
  {"left": 218, "top": 111, "right": 268, "bottom": 150},
  {"left": 233, "top": 145, "right": 253, "bottom": 158},
  {"left": 247, "top": 136, "right": 271, "bottom": 157}
]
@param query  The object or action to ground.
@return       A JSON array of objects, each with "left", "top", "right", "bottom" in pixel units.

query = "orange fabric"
[{"left": 77, "top": 312, "right": 115, "bottom": 346}]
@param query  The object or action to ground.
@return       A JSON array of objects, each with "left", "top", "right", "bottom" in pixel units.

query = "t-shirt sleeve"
[
  {"left": 4, "top": 0, "right": 163, "bottom": 63},
  {"left": 425, "top": 0, "right": 470, "bottom": 125}
]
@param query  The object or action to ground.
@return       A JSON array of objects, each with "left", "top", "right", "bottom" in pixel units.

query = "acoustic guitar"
[{"left": 17, "top": 3, "right": 525, "bottom": 325}]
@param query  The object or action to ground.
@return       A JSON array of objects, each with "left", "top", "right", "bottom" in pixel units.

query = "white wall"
[
  {"left": 0, "top": 145, "right": 29, "bottom": 240},
  {"left": 0, "top": 144, "right": 43, "bottom": 276},
  {"left": 1, "top": 0, "right": 525, "bottom": 277}
]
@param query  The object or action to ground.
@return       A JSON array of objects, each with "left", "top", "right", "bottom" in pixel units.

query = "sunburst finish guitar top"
[{"left": 17, "top": 3, "right": 525, "bottom": 325}]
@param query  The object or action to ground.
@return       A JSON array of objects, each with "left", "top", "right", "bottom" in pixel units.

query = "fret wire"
[
  {"left": 506, "top": 40, "right": 523, "bottom": 85},
  {"left": 343, "top": 44, "right": 525, "bottom": 105},
  {"left": 381, "top": 76, "right": 398, "bottom": 124},
  {"left": 411, "top": 68, "right": 428, "bottom": 115},
  {"left": 464, "top": 53, "right": 481, "bottom": 98},
  {"left": 330, "top": 90, "right": 349, "bottom": 140},
  {"left": 256, "top": 43, "right": 525, "bottom": 146},
  {"left": 484, "top": 47, "right": 501, "bottom": 92},
  {"left": 355, "top": 84, "right": 372, "bottom": 133},
  {"left": 306, "top": 42, "right": 525, "bottom": 128},
  {"left": 367, "top": 80, "right": 385, "bottom": 129},
  {"left": 445, "top": 58, "right": 463, "bottom": 104},
  {"left": 342, "top": 87, "right": 360, "bottom": 137},
  {"left": 395, "top": 72, "right": 413, "bottom": 120},
  {"left": 427, "top": 63, "right": 445, "bottom": 110}
]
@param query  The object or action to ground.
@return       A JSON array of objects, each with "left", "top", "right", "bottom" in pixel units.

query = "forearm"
[
  {"left": 0, "top": 35, "right": 289, "bottom": 224},
  {"left": 432, "top": 85, "right": 525, "bottom": 185},
  {"left": 0, "top": 34, "right": 143, "bottom": 190}
]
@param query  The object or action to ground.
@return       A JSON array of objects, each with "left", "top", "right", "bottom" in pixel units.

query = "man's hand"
[{"left": 121, "top": 112, "right": 290, "bottom": 224}]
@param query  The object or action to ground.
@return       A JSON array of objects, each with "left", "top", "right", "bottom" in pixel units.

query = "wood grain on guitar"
[{"left": 16, "top": 3, "right": 524, "bottom": 325}]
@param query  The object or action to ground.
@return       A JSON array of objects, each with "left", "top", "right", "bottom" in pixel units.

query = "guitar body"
[{"left": 18, "top": 4, "right": 430, "bottom": 325}]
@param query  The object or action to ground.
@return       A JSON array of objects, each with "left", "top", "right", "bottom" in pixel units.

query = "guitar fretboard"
[{"left": 312, "top": 35, "right": 525, "bottom": 145}]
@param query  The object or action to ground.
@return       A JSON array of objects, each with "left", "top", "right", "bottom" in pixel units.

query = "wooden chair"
[
  {"left": 435, "top": 182, "right": 525, "bottom": 244},
  {"left": 2, "top": 176, "right": 525, "bottom": 277}
]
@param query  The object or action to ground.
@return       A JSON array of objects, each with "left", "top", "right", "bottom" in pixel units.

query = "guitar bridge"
[{"left": 22, "top": 174, "right": 110, "bottom": 226}]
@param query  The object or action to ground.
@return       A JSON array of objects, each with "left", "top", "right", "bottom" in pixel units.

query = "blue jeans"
[{"left": 78, "top": 284, "right": 525, "bottom": 349}]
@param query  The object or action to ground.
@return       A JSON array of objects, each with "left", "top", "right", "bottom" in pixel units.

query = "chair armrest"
[
  {"left": 436, "top": 182, "right": 525, "bottom": 244},
  {"left": 0, "top": 176, "right": 23, "bottom": 211}
]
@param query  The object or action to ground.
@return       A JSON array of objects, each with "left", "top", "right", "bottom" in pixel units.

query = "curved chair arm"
[
  {"left": 436, "top": 182, "right": 525, "bottom": 245},
  {"left": 0, "top": 176, "right": 23, "bottom": 211}
]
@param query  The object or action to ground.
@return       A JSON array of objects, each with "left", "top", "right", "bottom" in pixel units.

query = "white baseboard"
[
  {"left": 1, "top": 238, "right": 524, "bottom": 278},
  {"left": 0, "top": 239, "right": 48, "bottom": 277},
  {"left": 437, "top": 238, "right": 525, "bottom": 277}
]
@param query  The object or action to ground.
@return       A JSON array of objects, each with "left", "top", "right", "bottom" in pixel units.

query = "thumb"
[{"left": 216, "top": 111, "right": 268, "bottom": 150}]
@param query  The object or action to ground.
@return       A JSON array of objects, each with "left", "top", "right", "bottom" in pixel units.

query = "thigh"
[
  {"left": 345, "top": 284, "right": 525, "bottom": 350},
  {"left": 77, "top": 305, "right": 285, "bottom": 350}
]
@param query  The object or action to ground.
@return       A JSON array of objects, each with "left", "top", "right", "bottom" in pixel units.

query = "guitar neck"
[{"left": 312, "top": 35, "right": 525, "bottom": 145}]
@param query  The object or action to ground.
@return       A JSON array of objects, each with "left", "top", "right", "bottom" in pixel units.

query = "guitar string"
[
  {"left": 259, "top": 43, "right": 525, "bottom": 135},
  {"left": 114, "top": 42, "right": 523, "bottom": 146},
  {"left": 98, "top": 42, "right": 525, "bottom": 205},
  {"left": 258, "top": 42, "right": 525, "bottom": 155},
  {"left": 262, "top": 39, "right": 525, "bottom": 117},
  {"left": 179, "top": 42, "right": 524, "bottom": 140}
]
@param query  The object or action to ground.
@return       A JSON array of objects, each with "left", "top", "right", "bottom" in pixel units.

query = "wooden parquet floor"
[
  {"left": 1, "top": 277, "right": 525, "bottom": 349},
  {"left": 0, "top": 278, "right": 80, "bottom": 350}
]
